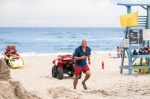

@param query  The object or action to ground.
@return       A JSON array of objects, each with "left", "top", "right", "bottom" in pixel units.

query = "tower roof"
[{"left": 117, "top": 3, "right": 150, "bottom": 6}]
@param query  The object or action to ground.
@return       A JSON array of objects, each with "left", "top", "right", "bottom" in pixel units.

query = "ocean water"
[{"left": 0, "top": 27, "right": 125, "bottom": 55}]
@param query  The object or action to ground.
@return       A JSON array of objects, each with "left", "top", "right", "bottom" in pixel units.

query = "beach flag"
[{"left": 120, "top": 11, "right": 138, "bottom": 28}]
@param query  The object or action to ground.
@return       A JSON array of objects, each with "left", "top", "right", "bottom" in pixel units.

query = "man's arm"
[
  {"left": 88, "top": 48, "right": 91, "bottom": 65},
  {"left": 88, "top": 55, "right": 91, "bottom": 60},
  {"left": 73, "top": 56, "right": 87, "bottom": 61},
  {"left": 88, "top": 55, "right": 91, "bottom": 65}
]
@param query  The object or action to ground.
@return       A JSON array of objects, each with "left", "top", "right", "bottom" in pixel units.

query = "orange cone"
[{"left": 102, "top": 61, "right": 104, "bottom": 70}]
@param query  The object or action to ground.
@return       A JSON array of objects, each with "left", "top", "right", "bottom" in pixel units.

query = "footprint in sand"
[
  {"left": 83, "top": 89, "right": 110, "bottom": 96},
  {"left": 48, "top": 86, "right": 82, "bottom": 99}
]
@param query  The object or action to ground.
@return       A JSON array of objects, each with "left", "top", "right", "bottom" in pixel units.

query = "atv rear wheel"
[
  {"left": 52, "top": 65, "right": 57, "bottom": 78},
  {"left": 69, "top": 72, "right": 74, "bottom": 77},
  {"left": 57, "top": 67, "right": 64, "bottom": 80}
]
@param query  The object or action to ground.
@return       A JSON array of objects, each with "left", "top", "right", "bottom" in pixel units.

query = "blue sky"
[{"left": 0, "top": 0, "right": 149, "bottom": 27}]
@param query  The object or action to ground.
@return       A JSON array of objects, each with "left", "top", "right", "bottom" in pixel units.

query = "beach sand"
[{"left": 1, "top": 52, "right": 150, "bottom": 99}]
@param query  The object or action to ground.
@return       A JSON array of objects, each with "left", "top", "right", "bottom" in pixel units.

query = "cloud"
[{"left": 0, "top": 0, "right": 149, "bottom": 27}]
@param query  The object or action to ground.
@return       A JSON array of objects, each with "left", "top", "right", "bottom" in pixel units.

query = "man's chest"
[{"left": 78, "top": 50, "right": 89, "bottom": 56}]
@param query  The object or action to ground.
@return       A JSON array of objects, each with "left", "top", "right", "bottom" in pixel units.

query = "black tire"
[
  {"left": 52, "top": 65, "right": 57, "bottom": 78},
  {"left": 69, "top": 72, "right": 74, "bottom": 77},
  {"left": 69, "top": 67, "right": 74, "bottom": 77},
  {"left": 57, "top": 67, "right": 64, "bottom": 80}
]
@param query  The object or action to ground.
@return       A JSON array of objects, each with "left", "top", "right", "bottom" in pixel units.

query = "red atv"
[{"left": 52, "top": 54, "right": 74, "bottom": 80}]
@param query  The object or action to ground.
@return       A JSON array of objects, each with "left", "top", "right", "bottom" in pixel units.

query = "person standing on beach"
[
  {"left": 72, "top": 39, "right": 91, "bottom": 90},
  {"left": 117, "top": 46, "right": 123, "bottom": 58}
]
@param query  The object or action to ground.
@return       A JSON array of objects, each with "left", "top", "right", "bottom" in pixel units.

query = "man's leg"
[
  {"left": 73, "top": 66, "right": 82, "bottom": 89},
  {"left": 73, "top": 75, "right": 81, "bottom": 89},
  {"left": 120, "top": 52, "right": 123, "bottom": 58},
  {"left": 82, "top": 69, "right": 91, "bottom": 90},
  {"left": 82, "top": 70, "right": 91, "bottom": 84}
]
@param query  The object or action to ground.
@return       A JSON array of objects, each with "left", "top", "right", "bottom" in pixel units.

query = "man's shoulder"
[
  {"left": 86, "top": 46, "right": 91, "bottom": 50},
  {"left": 75, "top": 46, "right": 82, "bottom": 50}
]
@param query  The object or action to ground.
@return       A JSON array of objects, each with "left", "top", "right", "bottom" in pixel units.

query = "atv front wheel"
[
  {"left": 52, "top": 65, "right": 57, "bottom": 78},
  {"left": 57, "top": 67, "right": 64, "bottom": 80}
]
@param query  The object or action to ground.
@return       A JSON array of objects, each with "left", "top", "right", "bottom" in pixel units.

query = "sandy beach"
[{"left": 1, "top": 52, "right": 150, "bottom": 99}]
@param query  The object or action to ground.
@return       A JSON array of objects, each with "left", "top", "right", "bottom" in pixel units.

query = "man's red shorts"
[{"left": 74, "top": 65, "right": 90, "bottom": 76}]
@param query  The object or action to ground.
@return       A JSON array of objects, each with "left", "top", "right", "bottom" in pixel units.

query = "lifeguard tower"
[{"left": 117, "top": 3, "right": 150, "bottom": 75}]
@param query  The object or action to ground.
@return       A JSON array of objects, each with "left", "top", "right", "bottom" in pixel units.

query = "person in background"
[
  {"left": 72, "top": 39, "right": 91, "bottom": 90},
  {"left": 117, "top": 46, "right": 123, "bottom": 58}
]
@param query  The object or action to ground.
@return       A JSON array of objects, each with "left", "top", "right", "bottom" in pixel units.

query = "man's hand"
[
  {"left": 88, "top": 60, "right": 91, "bottom": 65},
  {"left": 80, "top": 56, "right": 87, "bottom": 60}
]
